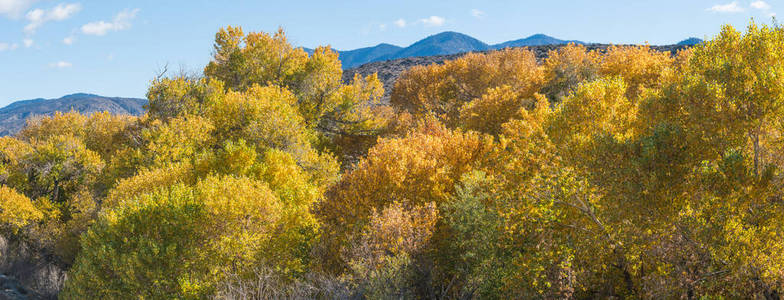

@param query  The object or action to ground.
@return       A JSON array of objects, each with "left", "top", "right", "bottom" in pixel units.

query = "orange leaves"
[
  {"left": 319, "top": 122, "right": 496, "bottom": 263},
  {"left": 459, "top": 85, "right": 546, "bottom": 136},
  {"left": 391, "top": 48, "right": 544, "bottom": 126},
  {"left": 350, "top": 201, "right": 438, "bottom": 266}
]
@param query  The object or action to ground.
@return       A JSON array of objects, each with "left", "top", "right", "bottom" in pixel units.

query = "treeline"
[{"left": 2, "top": 21, "right": 784, "bottom": 299}]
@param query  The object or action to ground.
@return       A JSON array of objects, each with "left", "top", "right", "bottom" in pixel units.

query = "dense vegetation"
[{"left": 2, "top": 21, "right": 784, "bottom": 299}]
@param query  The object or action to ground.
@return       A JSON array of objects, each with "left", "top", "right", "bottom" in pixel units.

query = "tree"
[
  {"left": 391, "top": 48, "right": 544, "bottom": 127},
  {"left": 458, "top": 85, "right": 548, "bottom": 136},
  {"left": 0, "top": 185, "right": 42, "bottom": 232},
  {"left": 598, "top": 45, "right": 675, "bottom": 99},
  {"left": 318, "top": 119, "right": 496, "bottom": 271},
  {"left": 62, "top": 176, "right": 289, "bottom": 299},
  {"left": 541, "top": 44, "right": 600, "bottom": 103},
  {"left": 203, "top": 27, "right": 391, "bottom": 161}
]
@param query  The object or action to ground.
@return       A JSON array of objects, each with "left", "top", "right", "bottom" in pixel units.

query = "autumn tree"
[
  {"left": 391, "top": 48, "right": 544, "bottom": 127},
  {"left": 203, "top": 26, "right": 391, "bottom": 161},
  {"left": 61, "top": 176, "right": 289, "bottom": 298},
  {"left": 541, "top": 43, "right": 600, "bottom": 102}
]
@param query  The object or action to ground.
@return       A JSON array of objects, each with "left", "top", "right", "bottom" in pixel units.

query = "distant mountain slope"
[
  {"left": 677, "top": 37, "right": 703, "bottom": 46},
  {"left": 380, "top": 31, "right": 490, "bottom": 61},
  {"left": 492, "top": 34, "right": 584, "bottom": 49},
  {"left": 326, "top": 32, "right": 584, "bottom": 68},
  {"left": 0, "top": 93, "right": 147, "bottom": 136},
  {"left": 310, "top": 33, "right": 697, "bottom": 69},
  {"left": 338, "top": 43, "right": 403, "bottom": 69},
  {"left": 343, "top": 43, "right": 693, "bottom": 106}
]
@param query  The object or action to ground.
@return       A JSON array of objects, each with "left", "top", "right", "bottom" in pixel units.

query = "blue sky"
[{"left": 0, "top": 0, "right": 779, "bottom": 106}]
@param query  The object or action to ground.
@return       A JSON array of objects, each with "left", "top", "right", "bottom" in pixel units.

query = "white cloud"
[
  {"left": 50, "top": 61, "right": 72, "bottom": 68},
  {"left": 0, "top": 0, "right": 37, "bottom": 18},
  {"left": 24, "top": 3, "right": 81, "bottom": 34},
  {"left": 750, "top": 1, "right": 775, "bottom": 17},
  {"left": 81, "top": 8, "right": 139, "bottom": 36},
  {"left": 394, "top": 18, "right": 406, "bottom": 28},
  {"left": 471, "top": 9, "right": 485, "bottom": 19},
  {"left": 708, "top": 1, "right": 745, "bottom": 13},
  {"left": 379, "top": 24, "right": 387, "bottom": 31},
  {"left": 419, "top": 15, "right": 445, "bottom": 26},
  {"left": 63, "top": 36, "right": 74, "bottom": 45},
  {"left": 751, "top": 0, "right": 771, "bottom": 10},
  {"left": 0, "top": 42, "right": 19, "bottom": 51},
  {"left": 23, "top": 38, "right": 32, "bottom": 47}
]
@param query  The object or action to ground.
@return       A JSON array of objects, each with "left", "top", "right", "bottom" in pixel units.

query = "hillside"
[
  {"left": 338, "top": 43, "right": 403, "bottom": 68},
  {"left": 0, "top": 93, "right": 147, "bottom": 136},
  {"left": 342, "top": 43, "right": 692, "bottom": 105}
]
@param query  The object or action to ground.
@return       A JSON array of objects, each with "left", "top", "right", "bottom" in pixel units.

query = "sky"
[{"left": 0, "top": 0, "right": 779, "bottom": 106}]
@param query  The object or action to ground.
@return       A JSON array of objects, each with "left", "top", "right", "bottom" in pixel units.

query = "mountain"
[
  {"left": 338, "top": 43, "right": 403, "bottom": 69},
  {"left": 677, "top": 37, "right": 703, "bottom": 46},
  {"left": 380, "top": 31, "right": 490, "bottom": 61},
  {"left": 316, "top": 32, "right": 699, "bottom": 69},
  {"left": 343, "top": 43, "right": 693, "bottom": 106},
  {"left": 0, "top": 93, "right": 147, "bottom": 136},
  {"left": 321, "top": 32, "right": 584, "bottom": 69},
  {"left": 492, "top": 33, "right": 583, "bottom": 49}
]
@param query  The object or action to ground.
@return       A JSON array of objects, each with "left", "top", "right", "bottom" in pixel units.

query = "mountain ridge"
[
  {"left": 677, "top": 37, "right": 704, "bottom": 45},
  {"left": 313, "top": 31, "right": 698, "bottom": 69},
  {"left": 336, "top": 32, "right": 582, "bottom": 68},
  {"left": 0, "top": 93, "right": 147, "bottom": 136}
]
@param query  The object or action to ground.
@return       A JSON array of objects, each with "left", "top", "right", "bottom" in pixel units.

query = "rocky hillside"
[
  {"left": 0, "top": 93, "right": 147, "bottom": 136},
  {"left": 343, "top": 44, "right": 692, "bottom": 105}
]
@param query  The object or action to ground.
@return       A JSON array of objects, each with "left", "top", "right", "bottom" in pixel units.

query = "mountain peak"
[
  {"left": 61, "top": 93, "right": 100, "bottom": 99},
  {"left": 527, "top": 33, "right": 552, "bottom": 39},
  {"left": 492, "top": 34, "right": 583, "bottom": 49},
  {"left": 384, "top": 31, "right": 488, "bottom": 60},
  {"left": 677, "top": 37, "right": 703, "bottom": 46}
]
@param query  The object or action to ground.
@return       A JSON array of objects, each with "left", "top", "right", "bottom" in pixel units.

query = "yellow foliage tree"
[{"left": 391, "top": 48, "right": 544, "bottom": 127}]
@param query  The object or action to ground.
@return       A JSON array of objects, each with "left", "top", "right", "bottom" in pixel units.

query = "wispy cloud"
[
  {"left": 708, "top": 1, "right": 745, "bottom": 13},
  {"left": 24, "top": 3, "right": 81, "bottom": 34},
  {"left": 471, "top": 9, "right": 485, "bottom": 19},
  {"left": 0, "top": 42, "right": 19, "bottom": 51},
  {"left": 394, "top": 18, "right": 406, "bottom": 28},
  {"left": 751, "top": 0, "right": 771, "bottom": 10},
  {"left": 23, "top": 38, "right": 32, "bottom": 47},
  {"left": 0, "top": 0, "right": 38, "bottom": 19},
  {"left": 63, "top": 36, "right": 74, "bottom": 45},
  {"left": 81, "top": 8, "right": 139, "bottom": 36},
  {"left": 50, "top": 61, "right": 72, "bottom": 68},
  {"left": 419, "top": 15, "right": 445, "bottom": 26},
  {"left": 750, "top": 1, "right": 775, "bottom": 17}
]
